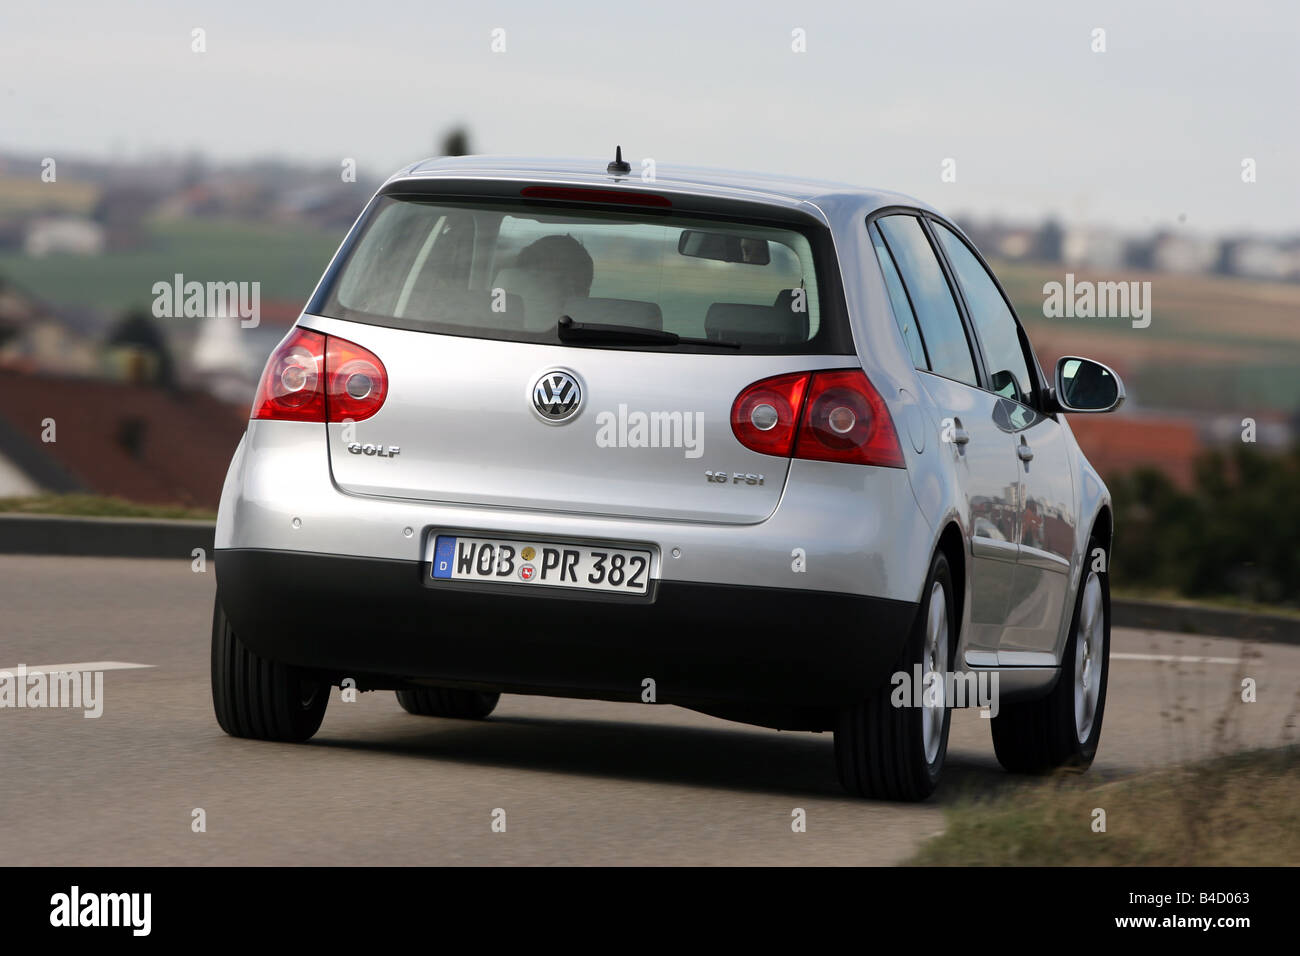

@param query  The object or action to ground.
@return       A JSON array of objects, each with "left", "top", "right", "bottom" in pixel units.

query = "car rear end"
[{"left": 214, "top": 167, "right": 931, "bottom": 729}]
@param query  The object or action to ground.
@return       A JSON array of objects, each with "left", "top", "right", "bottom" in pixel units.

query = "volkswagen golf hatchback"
[{"left": 211, "top": 153, "right": 1124, "bottom": 800}]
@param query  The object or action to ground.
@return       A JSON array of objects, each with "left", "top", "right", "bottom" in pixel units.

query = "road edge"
[
  {"left": 0, "top": 513, "right": 214, "bottom": 560},
  {"left": 2, "top": 514, "right": 1296, "bottom": 644}
]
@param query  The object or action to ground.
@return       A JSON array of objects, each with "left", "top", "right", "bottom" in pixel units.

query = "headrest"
[
  {"left": 560, "top": 297, "right": 663, "bottom": 331},
  {"left": 705, "top": 292, "right": 809, "bottom": 345}
]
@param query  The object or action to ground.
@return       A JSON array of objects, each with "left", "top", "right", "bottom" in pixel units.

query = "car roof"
[{"left": 394, "top": 154, "right": 937, "bottom": 218}]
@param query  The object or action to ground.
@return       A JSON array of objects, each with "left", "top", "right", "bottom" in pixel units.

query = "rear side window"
[
  {"left": 870, "top": 224, "right": 928, "bottom": 369},
  {"left": 874, "top": 215, "right": 978, "bottom": 387},
  {"left": 314, "top": 195, "right": 854, "bottom": 355}
]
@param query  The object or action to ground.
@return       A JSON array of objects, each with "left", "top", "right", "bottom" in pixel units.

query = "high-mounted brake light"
[
  {"left": 730, "top": 369, "right": 904, "bottom": 468},
  {"left": 519, "top": 185, "right": 672, "bottom": 208},
  {"left": 252, "top": 328, "right": 388, "bottom": 423}
]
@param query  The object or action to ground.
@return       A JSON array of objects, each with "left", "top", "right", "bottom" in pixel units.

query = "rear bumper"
[
  {"left": 215, "top": 548, "right": 917, "bottom": 719},
  {"left": 216, "top": 420, "right": 936, "bottom": 604}
]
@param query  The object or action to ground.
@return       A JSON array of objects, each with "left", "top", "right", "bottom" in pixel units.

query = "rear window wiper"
[{"left": 557, "top": 315, "right": 740, "bottom": 349}]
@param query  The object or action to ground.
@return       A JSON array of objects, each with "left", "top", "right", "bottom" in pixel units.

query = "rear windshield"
[{"left": 311, "top": 195, "right": 853, "bottom": 354}]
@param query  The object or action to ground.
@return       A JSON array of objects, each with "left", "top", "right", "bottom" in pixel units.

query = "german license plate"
[{"left": 429, "top": 534, "right": 653, "bottom": 594}]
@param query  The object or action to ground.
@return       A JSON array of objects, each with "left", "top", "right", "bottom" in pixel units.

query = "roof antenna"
[{"left": 606, "top": 145, "right": 631, "bottom": 176}]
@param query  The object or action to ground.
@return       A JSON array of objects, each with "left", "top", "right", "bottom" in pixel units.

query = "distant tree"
[
  {"left": 1124, "top": 236, "right": 1157, "bottom": 270},
  {"left": 1213, "top": 239, "right": 1237, "bottom": 276},
  {"left": 1031, "top": 218, "right": 1063, "bottom": 263},
  {"left": 1110, "top": 445, "right": 1300, "bottom": 605},
  {"left": 440, "top": 127, "right": 472, "bottom": 157},
  {"left": 179, "top": 152, "right": 208, "bottom": 189},
  {"left": 108, "top": 307, "right": 175, "bottom": 388}
]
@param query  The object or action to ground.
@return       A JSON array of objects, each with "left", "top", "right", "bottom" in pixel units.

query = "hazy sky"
[{"left": 3, "top": 0, "right": 1297, "bottom": 234}]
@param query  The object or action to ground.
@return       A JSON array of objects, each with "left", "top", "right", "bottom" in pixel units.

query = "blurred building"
[
  {"left": 93, "top": 185, "right": 161, "bottom": 251},
  {"left": 1066, "top": 413, "right": 1204, "bottom": 489},
  {"left": 0, "top": 369, "right": 245, "bottom": 507},
  {"left": 1217, "top": 238, "right": 1298, "bottom": 281},
  {"left": 23, "top": 216, "right": 105, "bottom": 257},
  {"left": 173, "top": 300, "right": 300, "bottom": 406},
  {"left": 1062, "top": 227, "right": 1126, "bottom": 270},
  {"left": 1150, "top": 233, "right": 1220, "bottom": 274},
  {"left": 0, "top": 280, "right": 103, "bottom": 374}
]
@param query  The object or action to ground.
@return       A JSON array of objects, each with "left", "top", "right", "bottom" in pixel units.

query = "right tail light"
[{"left": 731, "top": 369, "right": 904, "bottom": 468}]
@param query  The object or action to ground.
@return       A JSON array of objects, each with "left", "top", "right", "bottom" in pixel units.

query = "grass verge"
[
  {"left": 1114, "top": 587, "right": 1300, "bottom": 620},
  {"left": 909, "top": 746, "right": 1300, "bottom": 865},
  {"left": 0, "top": 494, "right": 215, "bottom": 521}
]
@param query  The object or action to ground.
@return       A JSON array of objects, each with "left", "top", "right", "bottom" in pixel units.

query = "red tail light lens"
[
  {"left": 325, "top": 336, "right": 387, "bottom": 421},
  {"left": 252, "top": 328, "right": 326, "bottom": 422},
  {"left": 252, "top": 328, "right": 387, "bottom": 423},
  {"left": 731, "top": 369, "right": 904, "bottom": 468},
  {"left": 731, "top": 371, "right": 810, "bottom": 457},
  {"left": 795, "top": 369, "right": 904, "bottom": 467}
]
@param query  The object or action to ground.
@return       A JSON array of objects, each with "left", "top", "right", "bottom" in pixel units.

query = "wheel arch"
[
  {"left": 934, "top": 520, "right": 966, "bottom": 639},
  {"left": 1091, "top": 503, "right": 1114, "bottom": 560}
]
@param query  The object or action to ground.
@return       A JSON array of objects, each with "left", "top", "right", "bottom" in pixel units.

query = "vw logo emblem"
[{"left": 532, "top": 369, "right": 583, "bottom": 424}]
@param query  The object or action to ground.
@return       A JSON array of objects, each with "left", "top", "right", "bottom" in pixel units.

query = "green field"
[
  {"left": 0, "top": 218, "right": 343, "bottom": 313},
  {"left": 993, "top": 259, "right": 1300, "bottom": 413},
  {"left": 3, "top": 219, "right": 1298, "bottom": 413}
]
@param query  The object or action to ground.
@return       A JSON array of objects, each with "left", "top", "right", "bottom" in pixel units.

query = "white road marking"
[
  {"left": 0, "top": 661, "right": 154, "bottom": 675},
  {"left": 1111, "top": 652, "right": 1239, "bottom": 665}
]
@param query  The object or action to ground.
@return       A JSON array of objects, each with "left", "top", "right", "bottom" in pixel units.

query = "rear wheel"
[
  {"left": 835, "top": 551, "right": 955, "bottom": 801},
  {"left": 991, "top": 536, "right": 1110, "bottom": 773},
  {"left": 211, "top": 596, "right": 328, "bottom": 742},
  {"left": 396, "top": 688, "right": 500, "bottom": 720}
]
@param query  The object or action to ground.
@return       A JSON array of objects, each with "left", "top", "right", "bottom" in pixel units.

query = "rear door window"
[
  {"left": 931, "top": 222, "right": 1035, "bottom": 406},
  {"left": 874, "top": 215, "right": 978, "bottom": 387}
]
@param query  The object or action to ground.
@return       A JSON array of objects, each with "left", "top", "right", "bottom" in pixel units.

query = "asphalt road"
[{"left": 2, "top": 555, "right": 1295, "bottom": 866}]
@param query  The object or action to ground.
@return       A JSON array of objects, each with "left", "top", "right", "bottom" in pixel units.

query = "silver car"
[{"left": 211, "top": 153, "right": 1124, "bottom": 801}]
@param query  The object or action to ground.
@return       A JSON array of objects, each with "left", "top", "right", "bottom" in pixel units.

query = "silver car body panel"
[
  {"left": 311, "top": 315, "right": 851, "bottom": 524},
  {"left": 216, "top": 419, "right": 934, "bottom": 603},
  {"left": 217, "top": 155, "right": 1116, "bottom": 694}
]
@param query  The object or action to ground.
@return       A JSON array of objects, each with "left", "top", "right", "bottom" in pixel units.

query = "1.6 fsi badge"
[{"left": 705, "top": 470, "right": 765, "bottom": 485}]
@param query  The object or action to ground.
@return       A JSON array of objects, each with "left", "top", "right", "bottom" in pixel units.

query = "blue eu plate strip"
[{"left": 431, "top": 536, "right": 457, "bottom": 579}]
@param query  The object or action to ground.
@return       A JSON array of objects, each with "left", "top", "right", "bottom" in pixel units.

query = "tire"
[
  {"left": 991, "top": 535, "right": 1110, "bottom": 773},
  {"left": 835, "top": 551, "right": 955, "bottom": 801},
  {"left": 396, "top": 687, "right": 500, "bottom": 720},
  {"left": 211, "top": 596, "right": 328, "bottom": 742}
]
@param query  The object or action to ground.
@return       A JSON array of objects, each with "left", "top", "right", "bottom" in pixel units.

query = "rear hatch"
[{"left": 310, "top": 186, "right": 856, "bottom": 524}]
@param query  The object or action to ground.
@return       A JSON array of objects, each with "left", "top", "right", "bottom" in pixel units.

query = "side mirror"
[{"left": 1053, "top": 356, "right": 1125, "bottom": 413}]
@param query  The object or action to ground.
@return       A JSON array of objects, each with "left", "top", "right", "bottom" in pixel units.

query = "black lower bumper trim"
[{"left": 214, "top": 548, "right": 917, "bottom": 719}]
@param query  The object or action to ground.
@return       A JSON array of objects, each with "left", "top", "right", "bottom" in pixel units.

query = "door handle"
[
  {"left": 1017, "top": 442, "right": 1034, "bottom": 462},
  {"left": 952, "top": 428, "right": 971, "bottom": 445}
]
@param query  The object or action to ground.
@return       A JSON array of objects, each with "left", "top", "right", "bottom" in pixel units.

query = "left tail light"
[{"left": 252, "top": 327, "right": 387, "bottom": 423}]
